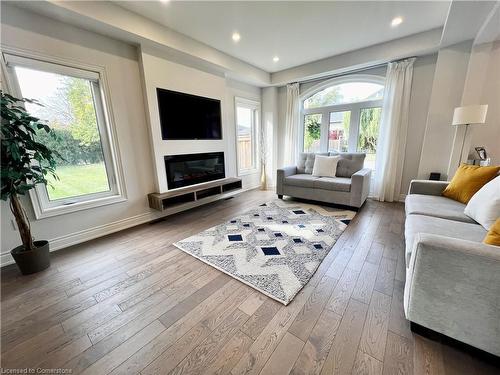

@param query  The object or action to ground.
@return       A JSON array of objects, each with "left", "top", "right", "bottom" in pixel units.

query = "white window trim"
[
  {"left": 299, "top": 74, "right": 385, "bottom": 154},
  {"left": 1, "top": 47, "right": 127, "bottom": 219},
  {"left": 235, "top": 97, "right": 260, "bottom": 176}
]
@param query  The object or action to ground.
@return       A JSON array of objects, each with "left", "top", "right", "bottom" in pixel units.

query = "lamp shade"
[{"left": 452, "top": 104, "right": 488, "bottom": 126}]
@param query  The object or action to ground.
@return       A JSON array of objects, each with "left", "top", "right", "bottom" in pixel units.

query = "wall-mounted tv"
[{"left": 157, "top": 88, "right": 222, "bottom": 140}]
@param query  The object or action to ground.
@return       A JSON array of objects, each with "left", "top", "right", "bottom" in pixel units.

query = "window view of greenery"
[
  {"left": 303, "top": 114, "right": 322, "bottom": 152},
  {"left": 358, "top": 107, "right": 382, "bottom": 170},
  {"left": 236, "top": 106, "right": 254, "bottom": 170},
  {"left": 328, "top": 111, "right": 350, "bottom": 152},
  {"left": 14, "top": 66, "right": 110, "bottom": 201},
  {"left": 304, "top": 82, "right": 384, "bottom": 109}
]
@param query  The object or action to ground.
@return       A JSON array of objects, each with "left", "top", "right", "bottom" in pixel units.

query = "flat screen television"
[{"left": 157, "top": 88, "right": 222, "bottom": 140}]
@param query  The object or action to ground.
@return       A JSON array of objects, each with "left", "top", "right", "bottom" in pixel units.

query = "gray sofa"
[
  {"left": 404, "top": 180, "right": 500, "bottom": 356},
  {"left": 276, "top": 152, "right": 371, "bottom": 209}
]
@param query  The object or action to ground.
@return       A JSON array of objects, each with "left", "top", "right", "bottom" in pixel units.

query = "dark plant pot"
[{"left": 11, "top": 240, "right": 50, "bottom": 275}]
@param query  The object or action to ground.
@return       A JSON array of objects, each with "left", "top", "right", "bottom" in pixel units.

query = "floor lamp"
[{"left": 451, "top": 104, "right": 488, "bottom": 166}]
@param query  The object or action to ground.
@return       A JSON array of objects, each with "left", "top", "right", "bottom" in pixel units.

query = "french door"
[{"left": 301, "top": 99, "right": 382, "bottom": 171}]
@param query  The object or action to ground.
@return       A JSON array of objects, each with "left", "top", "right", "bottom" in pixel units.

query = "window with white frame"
[
  {"left": 3, "top": 53, "right": 124, "bottom": 218},
  {"left": 235, "top": 97, "right": 259, "bottom": 175},
  {"left": 301, "top": 77, "right": 384, "bottom": 172}
]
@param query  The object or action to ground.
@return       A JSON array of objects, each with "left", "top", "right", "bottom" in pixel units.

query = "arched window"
[{"left": 301, "top": 75, "right": 385, "bottom": 171}]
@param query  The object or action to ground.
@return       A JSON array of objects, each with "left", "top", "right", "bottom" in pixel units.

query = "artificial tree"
[{"left": 1, "top": 90, "right": 59, "bottom": 259}]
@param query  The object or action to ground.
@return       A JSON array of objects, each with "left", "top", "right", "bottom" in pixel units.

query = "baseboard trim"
[{"left": 1, "top": 211, "right": 161, "bottom": 267}]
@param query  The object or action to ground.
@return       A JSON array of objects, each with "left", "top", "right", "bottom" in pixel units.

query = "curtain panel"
[
  {"left": 374, "top": 58, "right": 416, "bottom": 202},
  {"left": 284, "top": 82, "right": 300, "bottom": 166}
]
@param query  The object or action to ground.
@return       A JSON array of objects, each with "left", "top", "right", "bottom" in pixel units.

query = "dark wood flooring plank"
[
  {"left": 205, "top": 330, "right": 253, "bottom": 375},
  {"left": 352, "top": 351, "right": 383, "bottom": 375},
  {"left": 321, "top": 299, "right": 369, "bottom": 375},
  {"left": 288, "top": 274, "right": 337, "bottom": 342},
  {"left": 241, "top": 298, "right": 282, "bottom": 340},
  {"left": 351, "top": 261, "right": 379, "bottom": 304},
  {"left": 359, "top": 291, "right": 391, "bottom": 361},
  {"left": 325, "top": 267, "right": 360, "bottom": 316},
  {"left": 109, "top": 279, "right": 240, "bottom": 375},
  {"left": 413, "top": 335, "right": 446, "bottom": 375},
  {"left": 382, "top": 331, "right": 413, "bottom": 375},
  {"left": 290, "top": 308, "right": 342, "bottom": 375},
  {"left": 259, "top": 332, "right": 305, "bottom": 375},
  {"left": 374, "top": 257, "right": 396, "bottom": 297}
]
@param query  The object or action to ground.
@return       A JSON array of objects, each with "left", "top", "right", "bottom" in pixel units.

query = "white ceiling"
[{"left": 117, "top": 1, "right": 451, "bottom": 72}]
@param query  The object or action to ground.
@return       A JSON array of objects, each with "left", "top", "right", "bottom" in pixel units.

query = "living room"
[{"left": 1, "top": 1, "right": 499, "bottom": 374}]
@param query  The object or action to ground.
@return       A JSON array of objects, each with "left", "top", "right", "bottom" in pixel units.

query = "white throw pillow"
[
  {"left": 312, "top": 155, "right": 340, "bottom": 178},
  {"left": 464, "top": 176, "right": 500, "bottom": 230}
]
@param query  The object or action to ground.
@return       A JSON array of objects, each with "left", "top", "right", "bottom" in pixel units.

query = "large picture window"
[
  {"left": 235, "top": 97, "right": 259, "bottom": 175},
  {"left": 301, "top": 77, "right": 384, "bottom": 172},
  {"left": 3, "top": 53, "right": 124, "bottom": 218}
]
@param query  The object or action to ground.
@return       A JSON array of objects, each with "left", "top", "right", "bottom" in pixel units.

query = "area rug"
[{"left": 174, "top": 200, "right": 356, "bottom": 305}]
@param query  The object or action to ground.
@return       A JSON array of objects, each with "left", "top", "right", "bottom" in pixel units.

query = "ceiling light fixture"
[
  {"left": 160, "top": 0, "right": 170, "bottom": 3},
  {"left": 391, "top": 16, "right": 403, "bottom": 27},
  {"left": 273, "top": 56, "right": 279, "bottom": 62},
  {"left": 232, "top": 32, "right": 241, "bottom": 42}
]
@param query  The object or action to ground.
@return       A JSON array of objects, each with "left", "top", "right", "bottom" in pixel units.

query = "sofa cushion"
[
  {"left": 405, "top": 194, "right": 475, "bottom": 224},
  {"left": 442, "top": 164, "right": 500, "bottom": 204},
  {"left": 329, "top": 152, "right": 365, "bottom": 177},
  {"left": 313, "top": 177, "right": 351, "bottom": 192},
  {"left": 464, "top": 176, "right": 500, "bottom": 230},
  {"left": 405, "top": 215, "right": 486, "bottom": 266},
  {"left": 284, "top": 174, "right": 318, "bottom": 188},
  {"left": 297, "top": 153, "right": 329, "bottom": 174},
  {"left": 312, "top": 155, "right": 340, "bottom": 178}
]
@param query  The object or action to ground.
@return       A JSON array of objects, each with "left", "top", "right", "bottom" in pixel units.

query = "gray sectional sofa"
[
  {"left": 404, "top": 179, "right": 500, "bottom": 356},
  {"left": 276, "top": 152, "right": 371, "bottom": 209}
]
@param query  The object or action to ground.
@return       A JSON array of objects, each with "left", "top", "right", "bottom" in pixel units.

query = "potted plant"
[{"left": 1, "top": 91, "right": 59, "bottom": 275}]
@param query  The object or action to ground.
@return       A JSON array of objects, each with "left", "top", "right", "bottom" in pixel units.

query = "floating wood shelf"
[{"left": 148, "top": 177, "right": 243, "bottom": 214}]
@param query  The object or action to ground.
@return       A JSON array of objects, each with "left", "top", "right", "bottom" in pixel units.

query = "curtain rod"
[
  {"left": 295, "top": 56, "right": 417, "bottom": 86},
  {"left": 295, "top": 62, "right": 388, "bottom": 86}
]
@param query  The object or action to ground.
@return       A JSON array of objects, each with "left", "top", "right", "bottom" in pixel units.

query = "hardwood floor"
[{"left": 1, "top": 189, "right": 497, "bottom": 374}]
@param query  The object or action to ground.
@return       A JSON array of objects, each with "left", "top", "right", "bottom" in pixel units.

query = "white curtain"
[
  {"left": 284, "top": 82, "right": 300, "bottom": 166},
  {"left": 374, "top": 58, "right": 416, "bottom": 202}
]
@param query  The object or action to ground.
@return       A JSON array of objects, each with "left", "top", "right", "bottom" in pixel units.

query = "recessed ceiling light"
[
  {"left": 391, "top": 16, "right": 403, "bottom": 27},
  {"left": 273, "top": 56, "right": 280, "bottom": 62},
  {"left": 160, "top": 0, "right": 170, "bottom": 3},
  {"left": 232, "top": 32, "right": 241, "bottom": 42}
]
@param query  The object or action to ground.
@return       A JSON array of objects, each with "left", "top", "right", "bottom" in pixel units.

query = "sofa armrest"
[
  {"left": 408, "top": 180, "right": 449, "bottom": 196},
  {"left": 350, "top": 168, "right": 371, "bottom": 208},
  {"left": 276, "top": 166, "right": 297, "bottom": 195},
  {"left": 404, "top": 233, "right": 500, "bottom": 355}
]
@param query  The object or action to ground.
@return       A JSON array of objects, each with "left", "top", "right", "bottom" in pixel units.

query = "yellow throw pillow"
[
  {"left": 442, "top": 164, "right": 500, "bottom": 204},
  {"left": 484, "top": 218, "right": 500, "bottom": 246}
]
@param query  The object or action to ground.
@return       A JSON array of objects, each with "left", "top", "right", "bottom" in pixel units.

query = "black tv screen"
[{"left": 157, "top": 88, "right": 222, "bottom": 140}]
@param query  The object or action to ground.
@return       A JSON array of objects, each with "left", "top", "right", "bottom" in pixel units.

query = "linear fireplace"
[{"left": 164, "top": 152, "right": 225, "bottom": 189}]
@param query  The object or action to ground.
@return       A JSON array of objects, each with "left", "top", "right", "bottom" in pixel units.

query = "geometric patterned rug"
[{"left": 174, "top": 200, "right": 356, "bottom": 305}]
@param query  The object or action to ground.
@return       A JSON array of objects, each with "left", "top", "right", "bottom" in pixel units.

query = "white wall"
[
  {"left": 463, "top": 41, "right": 500, "bottom": 165},
  {"left": 418, "top": 41, "right": 473, "bottom": 180},
  {"left": 262, "top": 87, "right": 279, "bottom": 188},
  {"left": 225, "top": 79, "right": 262, "bottom": 190},
  {"left": 139, "top": 46, "right": 262, "bottom": 193},
  {"left": 140, "top": 47, "right": 229, "bottom": 193},
  {"left": 1, "top": 5, "right": 158, "bottom": 263}
]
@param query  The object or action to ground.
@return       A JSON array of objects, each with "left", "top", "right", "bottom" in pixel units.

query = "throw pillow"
[
  {"left": 312, "top": 155, "right": 340, "bottom": 178},
  {"left": 464, "top": 176, "right": 500, "bottom": 230},
  {"left": 484, "top": 218, "right": 500, "bottom": 246},
  {"left": 442, "top": 164, "right": 500, "bottom": 204}
]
